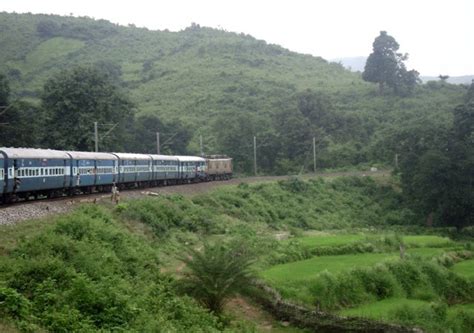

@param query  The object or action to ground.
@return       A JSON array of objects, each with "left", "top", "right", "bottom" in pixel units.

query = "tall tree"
[
  {"left": 41, "top": 66, "right": 135, "bottom": 151},
  {"left": 363, "top": 31, "right": 419, "bottom": 95},
  {"left": 397, "top": 99, "right": 473, "bottom": 229},
  {"left": 0, "top": 73, "right": 9, "bottom": 107},
  {"left": 0, "top": 74, "right": 44, "bottom": 147}
]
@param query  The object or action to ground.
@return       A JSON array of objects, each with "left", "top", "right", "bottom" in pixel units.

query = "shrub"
[
  {"left": 0, "top": 286, "right": 31, "bottom": 319},
  {"left": 179, "top": 241, "right": 256, "bottom": 315}
]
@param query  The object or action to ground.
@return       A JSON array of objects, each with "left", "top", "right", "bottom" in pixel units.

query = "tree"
[
  {"left": 397, "top": 100, "right": 473, "bottom": 229},
  {"left": 0, "top": 74, "right": 44, "bottom": 147},
  {"left": 130, "top": 114, "right": 192, "bottom": 154},
  {"left": 0, "top": 73, "right": 9, "bottom": 107},
  {"left": 41, "top": 66, "right": 135, "bottom": 151},
  {"left": 179, "top": 242, "right": 255, "bottom": 315},
  {"left": 465, "top": 80, "right": 474, "bottom": 103},
  {"left": 363, "top": 31, "right": 419, "bottom": 95},
  {"left": 438, "top": 75, "right": 450, "bottom": 82}
]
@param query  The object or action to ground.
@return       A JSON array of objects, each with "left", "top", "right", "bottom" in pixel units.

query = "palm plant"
[{"left": 179, "top": 241, "right": 255, "bottom": 315}]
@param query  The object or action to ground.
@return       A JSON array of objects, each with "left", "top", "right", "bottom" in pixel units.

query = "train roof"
[
  {"left": 148, "top": 154, "right": 179, "bottom": 161},
  {"left": 0, "top": 147, "right": 70, "bottom": 159},
  {"left": 112, "top": 153, "right": 152, "bottom": 160},
  {"left": 174, "top": 155, "right": 206, "bottom": 162},
  {"left": 66, "top": 151, "right": 118, "bottom": 160}
]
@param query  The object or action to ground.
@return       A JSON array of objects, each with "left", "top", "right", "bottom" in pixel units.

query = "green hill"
[{"left": 0, "top": 12, "right": 468, "bottom": 173}]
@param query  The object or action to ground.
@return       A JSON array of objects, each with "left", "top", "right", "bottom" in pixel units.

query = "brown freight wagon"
[{"left": 205, "top": 155, "right": 232, "bottom": 180}]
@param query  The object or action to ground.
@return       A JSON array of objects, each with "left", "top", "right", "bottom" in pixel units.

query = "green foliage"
[
  {"left": 308, "top": 259, "right": 473, "bottom": 311},
  {"left": 341, "top": 299, "right": 474, "bottom": 333},
  {"left": 179, "top": 241, "right": 255, "bottom": 314},
  {"left": 0, "top": 75, "right": 44, "bottom": 147},
  {"left": 0, "top": 287, "right": 31, "bottom": 319},
  {"left": 132, "top": 114, "right": 192, "bottom": 154},
  {"left": 396, "top": 95, "right": 474, "bottom": 229},
  {"left": 0, "top": 206, "right": 222, "bottom": 331},
  {"left": 119, "top": 196, "right": 222, "bottom": 235},
  {"left": 120, "top": 177, "right": 412, "bottom": 236},
  {"left": 0, "top": 73, "right": 9, "bottom": 105},
  {"left": 0, "top": 12, "right": 466, "bottom": 174},
  {"left": 41, "top": 65, "right": 135, "bottom": 151},
  {"left": 363, "top": 31, "right": 419, "bottom": 96}
]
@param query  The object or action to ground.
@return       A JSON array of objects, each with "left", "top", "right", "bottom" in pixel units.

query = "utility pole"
[
  {"left": 200, "top": 135, "right": 203, "bottom": 157},
  {"left": 94, "top": 121, "right": 98, "bottom": 152},
  {"left": 156, "top": 132, "right": 160, "bottom": 154},
  {"left": 313, "top": 137, "right": 316, "bottom": 173},
  {"left": 253, "top": 136, "right": 257, "bottom": 176},
  {"left": 395, "top": 153, "right": 399, "bottom": 169}
]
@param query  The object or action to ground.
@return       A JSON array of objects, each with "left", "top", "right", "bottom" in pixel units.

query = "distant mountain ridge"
[
  {"left": 333, "top": 56, "right": 473, "bottom": 84},
  {"left": 331, "top": 56, "right": 367, "bottom": 72}
]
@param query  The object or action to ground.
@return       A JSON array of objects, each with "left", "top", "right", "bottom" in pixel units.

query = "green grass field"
[
  {"left": 285, "top": 234, "right": 365, "bottom": 248},
  {"left": 261, "top": 252, "right": 398, "bottom": 283},
  {"left": 403, "top": 235, "right": 454, "bottom": 247},
  {"left": 262, "top": 239, "right": 449, "bottom": 284},
  {"left": 406, "top": 247, "right": 448, "bottom": 257},
  {"left": 452, "top": 259, "right": 474, "bottom": 280},
  {"left": 339, "top": 298, "right": 428, "bottom": 319}
]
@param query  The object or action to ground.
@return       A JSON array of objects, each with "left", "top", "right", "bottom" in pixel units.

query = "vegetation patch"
[
  {"left": 262, "top": 252, "right": 397, "bottom": 284},
  {"left": 452, "top": 259, "right": 474, "bottom": 280},
  {"left": 403, "top": 235, "right": 454, "bottom": 248},
  {"left": 0, "top": 206, "right": 221, "bottom": 332},
  {"left": 340, "top": 298, "right": 474, "bottom": 333}
]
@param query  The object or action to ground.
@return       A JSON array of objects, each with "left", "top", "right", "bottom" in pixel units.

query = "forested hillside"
[{"left": 0, "top": 12, "right": 469, "bottom": 174}]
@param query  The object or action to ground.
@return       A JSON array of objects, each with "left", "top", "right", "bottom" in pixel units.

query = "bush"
[
  {"left": 0, "top": 286, "right": 31, "bottom": 319},
  {"left": 307, "top": 259, "right": 473, "bottom": 311},
  {"left": 0, "top": 206, "right": 222, "bottom": 331}
]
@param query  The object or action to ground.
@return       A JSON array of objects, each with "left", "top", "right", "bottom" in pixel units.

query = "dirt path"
[{"left": 225, "top": 296, "right": 305, "bottom": 332}]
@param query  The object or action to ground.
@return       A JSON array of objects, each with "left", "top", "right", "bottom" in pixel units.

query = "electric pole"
[
  {"left": 94, "top": 121, "right": 98, "bottom": 152},
  {"left": 313, "top": 137, "right": 316, "bottom": 173},
  {"left": 395, "top": 153, "right": 399, "bottom": 169},
  {"left": 200, "top": 135, "right": 203, "bottom": 157},
  {"left": 253, "top": 136, "right": 257, "bottom": 176},
  {"left": 156, "top": 132, "right": 160, "bottom": 154}
]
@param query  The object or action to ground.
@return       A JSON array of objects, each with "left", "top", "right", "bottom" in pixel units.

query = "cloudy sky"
[{"left": 2, "top": 0, "right": 473, "bottom": 76}]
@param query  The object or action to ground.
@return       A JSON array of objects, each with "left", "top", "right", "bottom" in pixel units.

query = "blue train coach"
[
  {"left": 0, "top": 154, "right": 5, "bottom": 201},
  {"left": 0, "top": 148, "right": 71, "bottom": 201},
  {"left": 149, "top": 154, "right": 179, "bottom": 185},
  {"left": 175, "top": 156, "right": 207, "bottom": 182},
  {"left": 67, "top": 151, "right": 118, "bottom": 193},
  {"left": 113, "top": 153, "right": 152, "bottom": 188}
]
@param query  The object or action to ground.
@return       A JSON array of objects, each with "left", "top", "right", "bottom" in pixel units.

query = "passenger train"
[{"left": 0, "top": 148, "right": 232, "bottom": 204}]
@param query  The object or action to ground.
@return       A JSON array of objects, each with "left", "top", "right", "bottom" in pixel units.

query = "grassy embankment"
[{"left": 1, "top": 176, "right": 472, "bottom": 332}]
